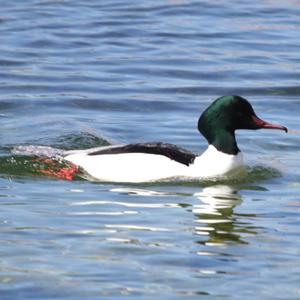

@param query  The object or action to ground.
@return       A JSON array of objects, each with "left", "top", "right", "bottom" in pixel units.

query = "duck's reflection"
[
  {"left": 193, "top": 185, "right": 249, "bottom": 245},
  {"left": 108, "top": 184, "right": 258, "bottom": 245}
]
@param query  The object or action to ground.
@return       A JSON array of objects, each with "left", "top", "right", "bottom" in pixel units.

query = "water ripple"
[{"left": 0, "top": 1, "right": 299, "bottom": 299}]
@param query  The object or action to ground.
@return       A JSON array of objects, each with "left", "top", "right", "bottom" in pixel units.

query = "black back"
[{"left": 88, "top": 142, "right": 196, "bottom": 166}]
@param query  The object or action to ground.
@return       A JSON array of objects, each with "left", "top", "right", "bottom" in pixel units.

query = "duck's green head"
[{"left": 198, "top": 95, "right": 287, "bottom": 155}]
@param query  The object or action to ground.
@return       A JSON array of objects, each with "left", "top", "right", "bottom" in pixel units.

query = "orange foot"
[{"left": 36, "top": 158, "right": 79, "bottom": 181}]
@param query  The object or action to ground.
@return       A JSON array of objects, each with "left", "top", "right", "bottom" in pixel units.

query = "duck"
[{"left": 61, "top": 95, "right": 287, "bottom": 183}]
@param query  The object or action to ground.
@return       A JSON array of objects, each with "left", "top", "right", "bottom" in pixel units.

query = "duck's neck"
[
  {"left": 210, "top": 129, "right": 239, "bottom": 155},
  {"left": 199, "top": 125, "right": 239, "bottom": 155}
]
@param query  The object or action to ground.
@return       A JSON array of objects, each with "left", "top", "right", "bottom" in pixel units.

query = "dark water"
[{"left": 0, "top": 1, "right": 300, "bottom": 299}]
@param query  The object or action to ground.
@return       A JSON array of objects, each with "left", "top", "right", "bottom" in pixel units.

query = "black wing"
[{"left": 88, "top": 142, "right": 196, "bottom": 166}]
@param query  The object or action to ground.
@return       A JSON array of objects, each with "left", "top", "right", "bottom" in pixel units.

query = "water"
[{"left": 0, "top": 1, "right": 300, "bottom": 299}]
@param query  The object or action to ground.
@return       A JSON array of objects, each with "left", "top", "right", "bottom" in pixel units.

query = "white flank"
[{"left": 64, "top": 144, "right": 244, "bottom": 183}]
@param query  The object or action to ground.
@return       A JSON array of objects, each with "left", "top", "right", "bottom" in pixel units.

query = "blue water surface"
[{"left": 0, "top": 1, "right": 300, "bottom": 299}]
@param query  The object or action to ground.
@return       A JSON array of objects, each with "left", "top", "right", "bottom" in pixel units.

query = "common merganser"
[
  {"left": 61, "top": 95, "right": 287, "bottom": 183},
  {"left": 13, "top": 95, "right": 287, "bottom": 182}
]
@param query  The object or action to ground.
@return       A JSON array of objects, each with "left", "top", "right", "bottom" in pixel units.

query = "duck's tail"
[{"left": 11, "top": 145, "right": 79, "bottom": 181}]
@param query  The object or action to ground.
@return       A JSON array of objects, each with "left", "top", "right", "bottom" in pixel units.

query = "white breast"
[
  {"left": 189, "top": 145, "right": 244, "bottom": 178},
  {"left": 64, "top": 145, "right": 244, "bottom": 183}
]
